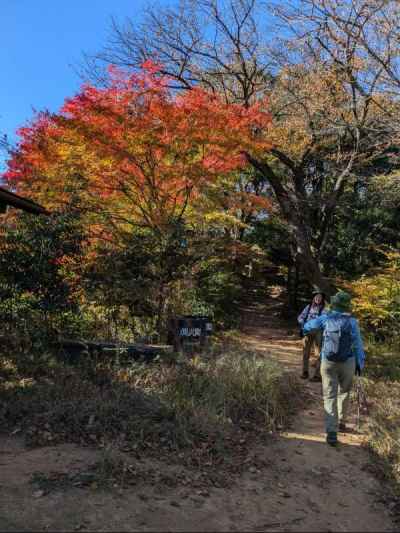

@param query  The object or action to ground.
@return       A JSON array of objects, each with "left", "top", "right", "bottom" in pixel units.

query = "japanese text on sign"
[{"left": 179, "top": 327, "right": 202, "bottom": 337}]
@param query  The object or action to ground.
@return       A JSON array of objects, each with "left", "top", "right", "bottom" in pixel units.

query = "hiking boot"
[
  {"left": 338, "top": 422, "right": 347, "bottom": 433},
  {"left": 310, "top": 374, "right": 322, "bottom": 383},
  {"left": 326, "top": 432, "right": 338, "bottom": 446},
  {"left": 301, "top": 371, "right": 309, "bottom": 379}
]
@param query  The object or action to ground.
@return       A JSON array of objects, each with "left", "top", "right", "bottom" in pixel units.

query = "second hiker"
[{"left": 297, "top": 290, "right": 326, "bottom": 382}]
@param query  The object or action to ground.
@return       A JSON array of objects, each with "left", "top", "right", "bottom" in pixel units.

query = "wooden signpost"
[{"left": 168, "top": 315, "right": 213, "bottom": 353}]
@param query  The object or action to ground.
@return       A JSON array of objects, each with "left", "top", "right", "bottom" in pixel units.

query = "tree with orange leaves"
[
  {"left": 3, "top": 63, "right": 274, "bottom": 331},
  {"left": 4, "top": 62, "right": 271, "bottom": 239}
]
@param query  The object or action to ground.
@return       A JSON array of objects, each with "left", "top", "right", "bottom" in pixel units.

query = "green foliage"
[
  {"left": 245, "top": 216, "right": 291, "bottom": 267},
  {"left": 166, "top": 280, "right": 214, "bottom": 317},
  {"left": 322, "top": 176, "right": 400, "bottom": 278},
  {"left": 0, "top": 207, "right": 87, "bottom": 353},
  {"left": 0, "top": 209, "right": 84, "bottom": 311},
  {"left": 195, "top": 262, "right": 243, "bottom": 327},
  {"left": 84, "top": 221, "right": 203, "bottom": 338},
  {"left": 86, "top": 222, "right": 192, "bottom": 310}
]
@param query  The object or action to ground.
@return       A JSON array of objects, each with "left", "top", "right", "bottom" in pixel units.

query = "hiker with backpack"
[
  {"left": 297, "top": 290, "right": 326, "bottom": 382},
  {"left": 303, "top": 291, "right": 365, "bottom": 447}
]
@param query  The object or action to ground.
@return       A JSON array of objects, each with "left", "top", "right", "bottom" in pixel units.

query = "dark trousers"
[{"left": 302, "top": 331, "right": 322, "bottom": 376}]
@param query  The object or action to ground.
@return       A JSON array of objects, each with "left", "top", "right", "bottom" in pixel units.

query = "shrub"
[
  {"left": 0, "top": 347, "right": 304, "bottom": 466},
  {"left": 0, "top": 365, "right": 178, "bottom": 448},
  {"left": 363, "top": 377, "right": 400, "bottom": 494},
  {"left": 361, "top": 336, "right": 400, "bottom": 497},
  {"left": 0, "top": 207, "right": 88, "bottom": 355},
  {"left": 347, "top": 252, "right": 400, "bottom": 340},
  {"left": 364, "top": 336, "right": 400, "bottom": 381}
]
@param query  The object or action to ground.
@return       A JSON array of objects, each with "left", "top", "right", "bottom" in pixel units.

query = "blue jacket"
[{"left": 303, "top": 311, "right": 365, "bottom": 369}]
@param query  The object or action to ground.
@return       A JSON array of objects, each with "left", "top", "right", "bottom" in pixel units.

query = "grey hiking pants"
[{"left": 321, "top": 356, "right": 356, "bottom": 433}]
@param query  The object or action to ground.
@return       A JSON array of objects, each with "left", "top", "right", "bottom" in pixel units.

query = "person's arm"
[
  {"left": 351, "top": 319, "right": 365, "bottom": 371},
  {"left": 303, "top": 314, "right": 326, "bottom": 335},
  {"left": 297, "top": 305, "right": 310, "bottom": 326}
]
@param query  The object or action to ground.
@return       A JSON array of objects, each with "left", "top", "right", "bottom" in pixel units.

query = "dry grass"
[
  {"left": 362, "top": 338, "right": 400, "bottom": 497},
  {"left": 0, "top": 343, "right": 304, "bottom": 471},
  {"left": 364, "top": 335, "right": 400, "bottom": 381},
  {"left": 363, "top": 379, "right": 400, "bottom": 490}
]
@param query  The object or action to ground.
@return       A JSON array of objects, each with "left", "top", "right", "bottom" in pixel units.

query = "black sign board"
[{"left": 168, "top": 315, "right": 213, "bottom": 352}]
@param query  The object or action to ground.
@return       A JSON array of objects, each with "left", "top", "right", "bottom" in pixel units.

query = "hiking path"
[{"left": 0, "top": 289, "right": 395, "bottom": 532}]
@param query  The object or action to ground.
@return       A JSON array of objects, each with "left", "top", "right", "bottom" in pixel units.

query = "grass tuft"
[
  {"left": 0, "top": 342, "right": 304, "bottom": 471},
  {"left": 360, "top": 337, "right": 400, "bottom": 504}
]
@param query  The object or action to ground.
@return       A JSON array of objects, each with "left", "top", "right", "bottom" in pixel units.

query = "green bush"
[
  {"left": 195, "top": 266, "right": 243, "bottom": 327},
  {"left": 0, "top": 207, "right": 88, "bottom": 355}
]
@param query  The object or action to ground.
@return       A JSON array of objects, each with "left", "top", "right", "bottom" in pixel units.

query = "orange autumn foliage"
[{"left": 4, "top": 63, "right": 272, "bottom": 230}]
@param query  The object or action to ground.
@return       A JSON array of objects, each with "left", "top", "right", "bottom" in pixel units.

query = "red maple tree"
[{"left": 4, "top": 62, "right": 272, "bottom": 231}]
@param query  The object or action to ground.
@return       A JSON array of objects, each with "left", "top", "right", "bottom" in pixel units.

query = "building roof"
[{"left": 0, "top": 187, "right": 49, "bottom": 216}]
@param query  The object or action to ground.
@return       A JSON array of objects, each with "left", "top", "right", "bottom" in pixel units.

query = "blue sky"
[{"left": 1, "top": 0, "right": 151, "bottom": 156}]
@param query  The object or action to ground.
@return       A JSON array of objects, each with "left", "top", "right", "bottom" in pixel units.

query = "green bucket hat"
[{"left": 330, "top": 291, "right": 352, "bottom": 312}]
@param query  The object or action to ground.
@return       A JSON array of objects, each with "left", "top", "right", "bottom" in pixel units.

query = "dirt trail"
[
  {"left": 0, "top": 309, "right": 395, "bottom": 532},
  {"left": 238, "top": 313, "right": 394, "bottom": 532}
]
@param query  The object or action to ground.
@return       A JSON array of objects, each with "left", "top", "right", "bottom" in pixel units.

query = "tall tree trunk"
[
  {"left": 246, "top": 154, "right": 335, "bottom": 297},
  {"left": 285, "top": 261, "right": 300, "bottom": 317},
  {"left": 294, "top": 260, "right": 300, "bottom": 309},
  {"left": 286, "top": 263, "right": 294, "bottom": 311},
  {"left": 290, "top": 218, "right": 333, "bottom": 297},
  {"left": 156, "top": 282, "right": 166, "bottom": 340}
]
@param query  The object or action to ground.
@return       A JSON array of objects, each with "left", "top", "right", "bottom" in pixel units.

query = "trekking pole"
[
  {"left": 356, "top": 376, "right": 361, "bottom": 431},
  {"left": 355, "top": 375, "right": 367, "bottom": 431}
]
